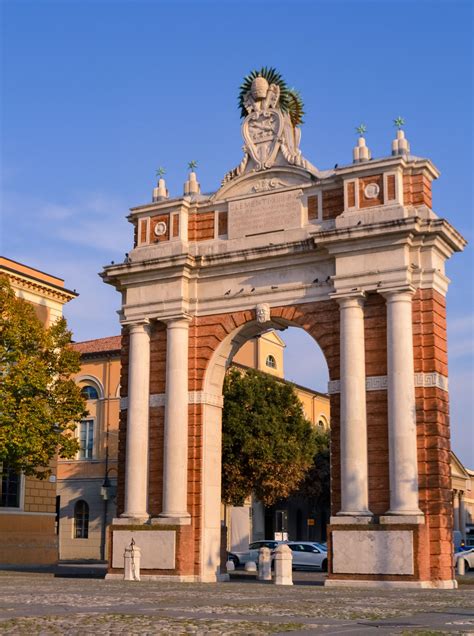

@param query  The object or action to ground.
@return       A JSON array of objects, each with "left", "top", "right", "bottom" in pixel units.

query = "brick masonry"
[
  {"left": 322, "top": 188, "right": 344, "bottom": 220},
  {"left": 188, "top": 212, "right": 215, "bottom": 242}
]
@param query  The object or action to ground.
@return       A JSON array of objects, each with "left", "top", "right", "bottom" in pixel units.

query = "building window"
[
  {"left": 79, "top": 419, "right": 94, "bottom": 459},
  {"left": 81, "top": 385, "right": 99, "bottom": 400},
  {"left": 0, "top": 467, "right": 21, "bottom": 508},
  {"left": 266, "top": 355, "right": 277, "bottom": 369},
  {"left": 74, "top": 500, "right": 89, "bottom": 538}
]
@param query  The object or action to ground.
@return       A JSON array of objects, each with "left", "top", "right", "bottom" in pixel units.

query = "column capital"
[
  {"left": 378, "top": 285, "right": 416, "bottom": 301},
  {"left": 161, "top": 314, "right": 193, "bottom": 327},
  {"left": 330, "top": 290, "right": 366, "bottom": 308},
  {"left": 125, "top": 320, "right": 151, "bottom": 335}
]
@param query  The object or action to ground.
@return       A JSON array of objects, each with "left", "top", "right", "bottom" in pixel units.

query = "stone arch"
[{"left": 196, "top": 303, "right": 337, "bottom": 581}]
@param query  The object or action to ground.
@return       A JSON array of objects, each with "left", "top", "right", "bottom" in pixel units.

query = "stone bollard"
[
  {"left": 258, "top": 547, "right": 272, "bottom": 581},
  {"left": 457, "top": 557, "right": 466, "bottom": 576},
  {"left": 273, "top": 544, "right": 293, "bottom": 585},
  {"left": 124, "top": 539, "right": 141, "bottom": 581},
  {"left": 245, "top": 560, "right": 257, "bottom": 572},
  {"left": 226, "top": 559, "right": 235, "bottom": 572}
]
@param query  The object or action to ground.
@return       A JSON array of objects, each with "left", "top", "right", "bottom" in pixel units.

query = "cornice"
[{"left": 3, "top": 272, "right": 77, "bottom": 304}]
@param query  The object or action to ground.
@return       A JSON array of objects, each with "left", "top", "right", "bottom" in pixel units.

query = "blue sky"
[{"left": 2, "top": 1, "right": 473, "bottom": 464}]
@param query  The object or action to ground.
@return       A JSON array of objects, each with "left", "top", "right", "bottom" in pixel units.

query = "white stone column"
[
  {"left": 383, "top": 289, "right": 422, "bottom": 516},
  {"left": 453, "top": 490, "right": 460, "bottom": 532},
  {"left": 158, "top": 317, "right": 191, "bottom": 521},
  {"left": 336, "top": 294, "right": 371, "bottom": 517},
  {"left": 459, "top": 492, "right": 466, "bottom": 540},
  {"left": 122, "top": 321, "right": 150, "bottom": 520}
]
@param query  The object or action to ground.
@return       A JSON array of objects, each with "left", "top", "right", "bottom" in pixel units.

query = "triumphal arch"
[{"left": 103, "top": 68, "right": 465, "bottom": 587}]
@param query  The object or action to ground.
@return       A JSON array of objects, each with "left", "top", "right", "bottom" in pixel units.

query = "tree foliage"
[
  {"left": 221, "top": 368, "right": 318, "bottom": 506},
  {"left": 294, "top": 429, "right": 330, "bottom": 508},
  {"left": 0, "top": 277, "right": 86, "bottom": 478}
]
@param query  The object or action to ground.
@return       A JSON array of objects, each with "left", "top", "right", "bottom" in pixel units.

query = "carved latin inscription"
[{"left": 228, "top": 189, "right": 302, "bottom": 239}]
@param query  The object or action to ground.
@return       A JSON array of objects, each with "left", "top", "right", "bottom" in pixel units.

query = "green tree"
[
  {"left": 222, "top": 368, "right": 317, "bottom": 506},
  {"left": 0, "top": 277, "right": 86, "bottom": 478},
  {"left": 294, "top": 428, "right": 330, "bottom": 508}
]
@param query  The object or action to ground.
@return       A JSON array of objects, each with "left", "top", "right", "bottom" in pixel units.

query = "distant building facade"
[
  {"left": 0, "top": 257, "right": 77, "bottom": 565},
  {"left": 57, "top": 337, "right": 121, "bottom": 561}
]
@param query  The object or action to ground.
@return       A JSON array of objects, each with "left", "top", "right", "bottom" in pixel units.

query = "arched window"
[
  {"left": 74, "top": 500, "right": 89, "bottom": 539},
  {"left": 265, "top": 355, "right": 277, "bottom": 369},
  {"left": 81, "top": 385, "right": 99, "bottom": 400},
  {"left": 318, "top": 415, "right": 329, "bottom": 429}
]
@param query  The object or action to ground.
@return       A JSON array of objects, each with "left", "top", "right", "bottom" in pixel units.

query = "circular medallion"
[
  {"left": 364, "top": 183, "right": 380, "bottom": 199},
  {"left": 154, "top": 221, "right": 167, "bottom": 237}
]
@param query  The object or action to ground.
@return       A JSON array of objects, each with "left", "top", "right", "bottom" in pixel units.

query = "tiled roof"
[{"left": 72, "top": 335, "right": 122, "bottom": 354}]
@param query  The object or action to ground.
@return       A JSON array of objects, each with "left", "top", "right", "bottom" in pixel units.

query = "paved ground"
[{"left": 0, "top": 568, "right": 472, "bottom": 635}]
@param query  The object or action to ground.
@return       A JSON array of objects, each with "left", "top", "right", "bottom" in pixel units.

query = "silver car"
[
  {"left": 232, "top": 540, "right": 281, "bottom": 566},
  {"left": 283, "top": 541, "right": 328, "bottom": 571},
  {"left": 454, "top": 547, "right": 474, "bottom": 570}
]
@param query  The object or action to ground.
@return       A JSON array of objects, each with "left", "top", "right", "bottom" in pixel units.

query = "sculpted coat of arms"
[{"left": 223, "top": 67, "right": 315, "bottom": 184}]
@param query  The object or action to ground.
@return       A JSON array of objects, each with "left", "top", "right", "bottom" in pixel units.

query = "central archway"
[{"left": 200, "top": 305, "right": 337, "bottom": 580}]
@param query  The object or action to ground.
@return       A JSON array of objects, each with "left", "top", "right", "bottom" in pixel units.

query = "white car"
[
  {"left": 454, "top": 548, "right": 474, "bottom": 570},
  {"left": 281, "top": 541, "right": 328, "bottom": 571},
  {"left": 232, "top": 540, "right": 281, "bottom": 566}
]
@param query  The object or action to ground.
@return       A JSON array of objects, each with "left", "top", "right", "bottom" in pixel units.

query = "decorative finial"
[
  {"left": 353, "top": 124, "right": 371, "bottom": 163},
  {"left": 184, "top": 161, "right": 201, "bottom": 195},
  {"left": 152, "top": 167, "right": 168, "bottom": 202},
  {"left": 392, "top": 117, "right": 410, "bottom": 157},
  {"left": 393, "top": 116, "right": 405, "bottom": 130}
]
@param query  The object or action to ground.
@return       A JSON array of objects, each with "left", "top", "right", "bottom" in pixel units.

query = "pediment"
[
  {"left": 213, "top": 165, "right": 316, "bottom": 201},
  {"left": 451, "top": 450, "right": 470, "bottom": 479}
]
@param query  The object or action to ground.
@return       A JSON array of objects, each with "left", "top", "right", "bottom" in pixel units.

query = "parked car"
[
  {"left": 454, "top": 548, "right": 474, "bottom": 570},
  {"left": 276, "top": 541, "right": 328, "bottom": 571},
  {"left": 231, "top": 540, "right": 281, "bottom": 567},
  {"left": 227, "top": 552, "right": 240, "bottom": 567}
]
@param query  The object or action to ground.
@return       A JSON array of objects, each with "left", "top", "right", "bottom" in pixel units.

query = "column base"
[
  {"left": 153, "top": 514, "right": 191, "bottom": 526},
  {"left": 115, "top": 515, "right": 149, "bottom": 525},
  {"left": 331, "top": 515, "right": 373, "bottom": 525},
  {"left": 380, "top": 514, "right": 424, "bottom": 525}
]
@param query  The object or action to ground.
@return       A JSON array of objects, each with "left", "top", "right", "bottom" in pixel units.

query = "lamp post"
[{"left": 100, "top": 468, "right": 117, "bottom": 561}]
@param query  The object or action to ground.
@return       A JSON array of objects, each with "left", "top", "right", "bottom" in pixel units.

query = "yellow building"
[
  {"left": 0, "top": 256, "right": 77, "bottom": 566},
  {"left": 57, "top": 337, "right": 121, "bottom": 561}
]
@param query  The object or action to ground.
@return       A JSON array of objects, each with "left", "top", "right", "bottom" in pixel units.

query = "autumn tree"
[
  {"left": 221, "top": 368, "right": 318, "bottom": 506},
  {"left": 0, "top": 277, "right": 86, "bottom": 478}
]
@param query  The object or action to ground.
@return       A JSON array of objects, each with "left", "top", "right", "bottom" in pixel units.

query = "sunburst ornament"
[
  {"left": 356, "top": 124, "right": 367, "bottom": 137},
  {"left": 155, "top": 167, "right": 166, "bottom": 178},
  {"left": 393, "top": 116, "right": 405, "bottom": 129},
  {"left": 188, "top": 160, "right": 198, "bottom": 171},
  {"left": 238, "top": 67, "right": 305, "bottom": 127}
]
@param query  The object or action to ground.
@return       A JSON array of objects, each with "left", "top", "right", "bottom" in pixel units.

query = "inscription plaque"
[
  {"left": 112, "top": 529, "right": 176, "bottom": 569},
  {"left": 228, "top": 189, "right": 303, "bottom": 239},
  {"left": 332, "top": 530, "right": 414, "bottom": 575}
]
